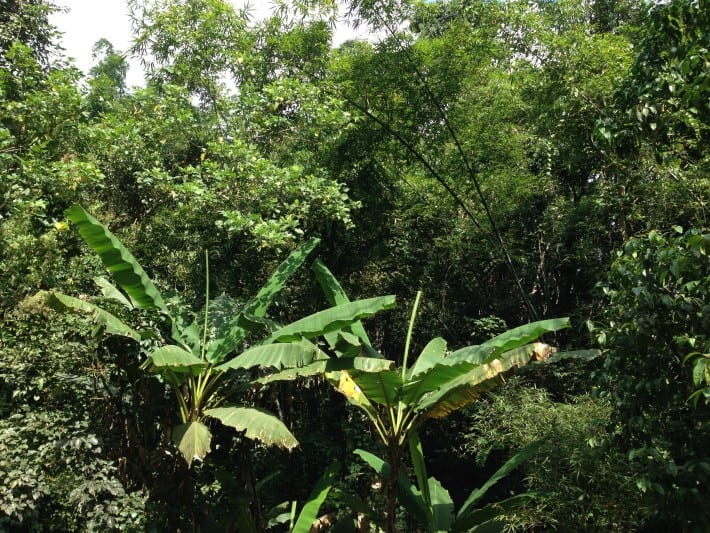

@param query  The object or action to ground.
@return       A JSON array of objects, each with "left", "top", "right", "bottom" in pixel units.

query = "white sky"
[{"left": 51, "top": 1, "right": 368, "bottom": 88}]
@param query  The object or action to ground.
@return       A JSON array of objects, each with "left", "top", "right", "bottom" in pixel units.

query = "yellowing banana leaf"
[
  {"left": 205, "top": 406, "right": 298, "bottom": 450},
  {"left": 413, "top": 344, "right": 538, "bottom": 419},
  {"left": 347, "top": 370, "right": 403, "bottom": 408},
  {"left": 446, "top": 318, "right": 570, "bottom": 366},
  {"left": 337, "top": 370, "right": 373, "bottom": 409}
]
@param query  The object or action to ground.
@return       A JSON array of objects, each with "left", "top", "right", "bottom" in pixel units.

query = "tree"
[
  {"left": 596, "top": 228, "right": 710, "bottom": 529},
  {"left": 0, "top": 0, "right": 59, "bottom": 69},
  {"left": 86, "top": 38, "right": 129, "bottom": 115}
]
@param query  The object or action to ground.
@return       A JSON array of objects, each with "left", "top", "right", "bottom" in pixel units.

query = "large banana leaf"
[
  {"left": 445, "top": 318, "right": 570, "bottom": 366},
  {"left": 410, "top": 344, "right": 539, "bottom": 419},
  {"left": 65, "top": 205, "right": 169, "bottom": 313},
  {"left": 256, "top": 357, "right": 394, "bottom": 385},
  {"left": 399, "top": 361, "right": 475, "bottom": 406},
  {"left": 172, "top": 421, "right": 212, "bottom": 468},
  {"left": 94, "top": 277, "right": 133, "bottom": 308},
  {"left": 408, "top": 433, "right": 431, "bottom": 523},
  {"left": 429, "top": 476, "right": 455, "bottom": 532},
  {"left": 344, "top": 370, "right": 403, "bottom": 407},
  {"left": 312, "top": 258, "right": 373, "bottom": 346},
  {"left": 205, "top": 238, "right": 320, "bottom": 363},
  {"left": 65, "top": 205, "right": 200, "bottom": 351},
  {"left": 408, "top": 337, "right": 447, "bottom": 379},
  {"left": 47, "top": 291, "right": 141, "bottom": 340},
  {"left": 263, "top": 296, "right": 396, "bottom": 343},
  {"left": 147, "top": 345, "right": 208, "bottom": 374},
  {"left": 214, "top": 341, "right": 318, "bottom": 372},
  {"left": 205, "top": 406, "right": 298, "bottom": 450},
  {"left": 292, "top": 460, "right": 340, "bottom": 533}
]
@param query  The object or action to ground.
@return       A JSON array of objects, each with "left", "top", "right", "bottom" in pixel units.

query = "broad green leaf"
[
  {"left": 94, "top": 277, "right": 133, "bottom": 309},
  {"left": 400, "top": 361, "right": 475, "bottom": 407},
  {"left": 256, "top": 356, "right": 394, "bottom": 385},
  {"left": 215, "top": 342, "right": 318, "bottom": 372},
  {"left": 205, "top": 238, "right": 320, "bottom": 363},
  {"left": 354, "top": 449, "right": 429, "bottom": 527},
  {"left": 452, "top": 494, "right": 536, "bottom": 532},
  {"left": 446, "top": 318, "right": 570, "bottom": 366},
  {"left": 457, "top": 439, "right": 545, "bottom": 518},
  {"left": 312, "top": 258, "right": 372, "bottom": 345},
  {"left": 408, "top": 433, "right": 431, "bottom": 514},
  {"left": 246, "top": 237, "right": 320, "bottom": 318},
  {"left": 429, "top": 476, "right": 455, "bottom": 532},
  {"left": 47, "top": 292, "right": 140, "bottom": 340},
  {"left": 65, "top": 205, "right": 168, "bottom": 313},
  {"left": 205, "top": 406, "right": 298, "bottom": 450},
  {"left": 408, "top": 337, "right": 447, "bottom": 379},
  {"left": 292, "top": 460, "right": 340, "bottom": 533},
  {"left": 348, "top": 370, "right": 403, "bottom": 407},
  {"left": 263, "top": 296, "right": 396, "bottom": 343},
  {"left": 147, "top": 345, "right": 208, "bottom": 374},
  {"left": 413, "top": 344, "right": 538, "bottom": 419},
  {"left": 173, "top": 421, "right": 212, "bottom": 468}
]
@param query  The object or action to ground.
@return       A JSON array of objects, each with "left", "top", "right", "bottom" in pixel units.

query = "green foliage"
[
  {"left": 460, "top": 379, "right": 643, "bottom": 530},
  {"left": 87, "top": 39, "right": 129, "bottom": 115},
  {"left": 297, "top": 267, "right": 596, "bottom": 531},
  {"left": 596, "top": 228, "right": 710, "bottom": 529},
  {"left": 2, "top": 0, "right": 709, "bottom": 529},
  {"left": 0, "top": 0, "right": 59, "bottom": 68},
  {"left": 54, "top": 207, "right": 334, "bottom": 465},
  {"left": 0, "top": 304, "right": 148, "bottom": 530}
]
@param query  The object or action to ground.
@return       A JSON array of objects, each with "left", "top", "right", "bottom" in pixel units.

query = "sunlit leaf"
[
  {"left": 147, "top": 345, "right": 208, "bottom": 374},
  {"left": 205, "top": 406, "right": 298, "bottom": 450},
  {"left": 215, "top": 341, "right": 318, "bottom": 372},
  {"left": 47, "top": 291, "right": 140, "bottom": 340},
  {"left": 65, "top": 205, "right": 168, "bottom": 313},
  {"left": 263, "top": 296, "right": 396, "bottom": 343},
  {"left": 173, "top": 421, "right": 212, "bottom": 468}
]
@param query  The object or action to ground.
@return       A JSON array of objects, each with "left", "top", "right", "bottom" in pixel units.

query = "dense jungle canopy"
[{"left": 0, "top": 0, "right": 708, "bottom": 530}]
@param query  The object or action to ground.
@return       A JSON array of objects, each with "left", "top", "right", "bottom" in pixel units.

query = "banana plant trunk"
[{"left": 384, "top": 444, "right": 402, "bottom": 533}]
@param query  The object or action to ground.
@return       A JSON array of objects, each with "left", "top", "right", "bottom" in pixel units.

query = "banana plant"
[
  {"left": 298, "top": 263, "right": 599, "bottom": 532},
  {"left": 48, "top": 205, "right": 396, "bottom": 466},
  {"left": 354, "top": 439, "right": 545, "bottom": 532}
]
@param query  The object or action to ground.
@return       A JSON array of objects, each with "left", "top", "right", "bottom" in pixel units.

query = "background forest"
[{"left": 1, "top": 0, "right": 708, "bottom": 530}]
